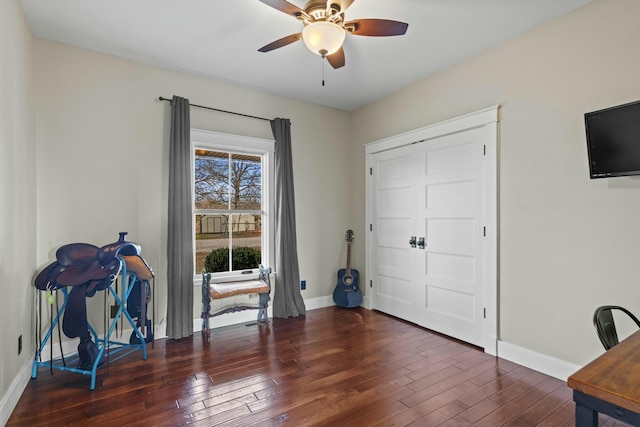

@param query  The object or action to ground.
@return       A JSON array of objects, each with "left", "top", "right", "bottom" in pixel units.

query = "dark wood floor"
[{"left": 7, "top": 306, "right": 627, "bottom": 426}]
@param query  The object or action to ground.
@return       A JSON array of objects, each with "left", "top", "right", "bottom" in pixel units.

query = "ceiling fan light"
[{"left": 302, "top": 22, "right": 345, "bottom": 56}]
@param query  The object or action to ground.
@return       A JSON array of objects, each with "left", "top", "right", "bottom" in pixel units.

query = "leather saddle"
[{"left": 34, "top": 232, "right": 152, "bottom": 339}]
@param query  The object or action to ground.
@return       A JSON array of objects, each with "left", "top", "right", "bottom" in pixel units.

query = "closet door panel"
[
  {"left": 417, "top": 128, "right": 486, "bottom": 347},
  {"left": 370, "top": 144, "right": 421, "bottom": 324}
]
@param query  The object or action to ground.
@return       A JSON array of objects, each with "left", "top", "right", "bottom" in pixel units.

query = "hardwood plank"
[
  {"left": 517, "top": 382, "right": 573, "bottom": 426},
  {"left": 438, "top": 415, "right": 473, "bottom": 427},
  {"left": 323, "top": 399, "right": 410, "bottom": 426},
  {"left": 457, "top": 367, "right": 536, "bottom": 408},
  {"left": 458, "top": 397, "right": 505, "bottom": 424},
  {"left": 471, "top": 399, "right": 529, "bottom": 426},
  {"left": 407, "top": 399, "right": 470, "bottom": 427},
  {"left": 534, "top": 399, "right": 575, "bottom": 427},
  {"left": 375, "top": 381, "right": 477, "bottom": 426},
  {"left": 400, "top": 359, "right": 497, "bottom": 408}
]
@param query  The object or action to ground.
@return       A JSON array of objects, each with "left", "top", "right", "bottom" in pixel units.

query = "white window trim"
[{"left": 191, "top": 129, "right": 275, "bottom": 284}]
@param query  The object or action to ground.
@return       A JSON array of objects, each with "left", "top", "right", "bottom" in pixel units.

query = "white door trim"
[{"left": 365, "top": 106, "right": 499, "bottom": 355}]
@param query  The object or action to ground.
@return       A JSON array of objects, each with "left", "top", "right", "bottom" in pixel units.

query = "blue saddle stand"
[{"left": 32, "top": 257, "right": 150, "bottom": 390}]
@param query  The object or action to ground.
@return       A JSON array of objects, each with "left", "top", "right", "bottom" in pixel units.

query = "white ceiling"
[{"left": 19, "top": 0, "right": 592, "bottom": 111}]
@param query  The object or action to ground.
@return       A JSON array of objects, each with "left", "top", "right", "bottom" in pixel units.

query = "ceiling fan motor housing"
[{"left": 302, "top": 0, "right": 344, "bottom": 25}]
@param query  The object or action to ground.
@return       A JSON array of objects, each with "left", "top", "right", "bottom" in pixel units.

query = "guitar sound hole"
[{"left": 344, "top": 277, "right": 353, "bottom": 285}]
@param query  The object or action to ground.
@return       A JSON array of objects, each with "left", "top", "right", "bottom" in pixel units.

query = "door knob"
[
  {"left": 409, "top": 236, "right": 417, "bottom": 248},
  {"left": 418, "top": 237, "right": 426, "bottom": 249}
]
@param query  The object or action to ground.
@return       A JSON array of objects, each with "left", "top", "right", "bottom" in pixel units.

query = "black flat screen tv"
[{"left": 585, "top": 99, "right": 640, "bottom": 179}]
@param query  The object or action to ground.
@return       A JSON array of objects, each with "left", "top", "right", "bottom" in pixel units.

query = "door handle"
[
  {"left": 418, "top": 237, "right": 426, "bottom": 249},
  {"left": 409, "top": 236, "right": 417, "bottom": 248}
]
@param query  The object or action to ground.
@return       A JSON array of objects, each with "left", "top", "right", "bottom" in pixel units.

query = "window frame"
[{"left": 191, "top": 129, "right": 275, "bottom": 283}]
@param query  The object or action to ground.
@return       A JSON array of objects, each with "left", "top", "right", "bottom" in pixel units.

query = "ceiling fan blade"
[
  {"left": 326, "top": 47, "right": 345, "bottom": 69},
  {"left": 346, "top": 19, "right": 409, "bottom": 37},
  {"left": 258, "top": 33, "right": 302, "bottom": 52},
  {"left": 258, "top": 0, "right": 306, "bottom": 19}
]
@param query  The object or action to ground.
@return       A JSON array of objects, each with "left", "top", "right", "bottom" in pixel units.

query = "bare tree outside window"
[{"left": 194, "top": 149, "right": 262, "bottom": 274}]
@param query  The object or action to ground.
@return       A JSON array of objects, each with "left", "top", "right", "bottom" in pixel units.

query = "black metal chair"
[{"left": 593, "top": 305, "right": 640, "bottom": 350}]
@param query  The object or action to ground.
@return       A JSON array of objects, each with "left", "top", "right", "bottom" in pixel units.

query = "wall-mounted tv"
[{"left": 585, "top": 99, "right": 640, "bottom": 179}]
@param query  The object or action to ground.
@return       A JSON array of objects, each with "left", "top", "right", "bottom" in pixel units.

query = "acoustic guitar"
[{"left": 333, "top": 230, "right": 363, "bottom": 308}]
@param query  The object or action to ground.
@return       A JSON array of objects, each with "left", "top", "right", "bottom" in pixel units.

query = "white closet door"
[
  {"left": 370, "top": 127, "right": 488, "bottom": 347},
  {"left": 370, "top": 144, "right": 421, "bottom": 325},
  {"left": 415, "top": 127, "right": 487, "bottom": 347}
]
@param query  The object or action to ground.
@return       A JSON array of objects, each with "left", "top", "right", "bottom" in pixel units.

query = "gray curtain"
[
  {"left": 271, "top": 118, "right": 306, "bottom": 318},
  {"left": 167, "top": 95, "right": 194, "bottom": 339}
]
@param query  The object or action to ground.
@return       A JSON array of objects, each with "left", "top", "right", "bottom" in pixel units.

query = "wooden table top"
[{"left": 568, "top": 329, "right": 640, "bottom": 413}]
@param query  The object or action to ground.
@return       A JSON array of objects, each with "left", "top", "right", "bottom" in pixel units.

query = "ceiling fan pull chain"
[
  {"left": 318, "top": 48, "right": 328, "bottom": 86},
  {"left": 322, "top": 56, "right": 325, "bottom": 86}
]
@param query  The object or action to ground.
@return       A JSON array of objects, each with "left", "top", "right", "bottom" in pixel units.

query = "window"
[{"left": 191, "top": 129, "right": 274, "bottom": 279}]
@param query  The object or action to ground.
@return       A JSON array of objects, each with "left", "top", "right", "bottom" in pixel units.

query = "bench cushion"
[{"left": 210, "top": 279, "right": 270, "bottom": 299}]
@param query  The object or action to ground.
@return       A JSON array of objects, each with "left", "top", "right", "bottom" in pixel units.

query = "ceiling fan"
[{"left": 257, "top": 0, "right": 409, "bottom": 69}]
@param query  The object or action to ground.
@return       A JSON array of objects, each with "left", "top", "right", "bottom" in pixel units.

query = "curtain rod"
[{"left": 158, "top": 96, "right": 271, "bottom": 122}]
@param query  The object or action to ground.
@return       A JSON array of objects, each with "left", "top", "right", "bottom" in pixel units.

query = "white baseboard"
[
  {"left": 361, "top": 295, "right": 372, "bottom": 310},
  {"left": 497, "top": 340, "right": 580, "bottom": 381},
  {"left": 0, "top": 359, "right": 34, "bottom": 427},
  {"left": 303, "top": 295, "right": 334, "bottom": 311}
]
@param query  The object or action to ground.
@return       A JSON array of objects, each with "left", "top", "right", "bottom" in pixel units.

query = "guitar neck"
[{"left": 346, "top": 241, "right": 352, "bottom": 276}]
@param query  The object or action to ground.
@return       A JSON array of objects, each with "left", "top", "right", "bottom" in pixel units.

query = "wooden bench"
[{"left": 200, "top": 265, "right": 271, "bottom": 339}]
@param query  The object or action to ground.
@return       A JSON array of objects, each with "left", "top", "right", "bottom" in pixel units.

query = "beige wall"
[
  {"left": 0, "top": 0, "right": 36, "bottom": 422},
  {"left": 352, "top": 0, "right": 640, "bottom": 366}
]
